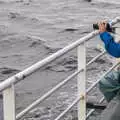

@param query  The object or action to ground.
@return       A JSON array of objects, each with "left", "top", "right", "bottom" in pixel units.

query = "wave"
[{"left": 93, "top": 0, "right": 120, "bottom": 5}]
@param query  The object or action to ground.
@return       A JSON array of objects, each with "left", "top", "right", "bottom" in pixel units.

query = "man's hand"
[{"left": 98, "top": 22, "right": 107, "bottom": 33}]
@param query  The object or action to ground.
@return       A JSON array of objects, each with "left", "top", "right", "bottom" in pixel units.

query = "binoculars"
[{"left": 93, "top": 23, "right": 114, "bottom": 33}]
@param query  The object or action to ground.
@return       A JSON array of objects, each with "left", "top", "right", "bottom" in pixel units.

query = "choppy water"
[
  {"left": 0, "top": 0, "right": 120, "bottom": 120},
  {"left": 96, "top": 0, "right": 120, "bottom": 4}
]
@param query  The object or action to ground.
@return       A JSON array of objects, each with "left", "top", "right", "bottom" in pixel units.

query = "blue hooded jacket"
[{"left": 100, "top": 32, "right": 120, "bottom": 58}]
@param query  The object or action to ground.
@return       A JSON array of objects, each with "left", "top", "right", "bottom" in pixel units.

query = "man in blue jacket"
[
  {"left": 98, "top": 22, "right": 120, "bottom": 102},
  {"left": 99, "top": 22, "right": 120, "bottom": 58}
]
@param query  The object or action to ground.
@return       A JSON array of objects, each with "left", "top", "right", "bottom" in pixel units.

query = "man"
[
  {"left": 99, "top": 22, "right": 120, "bottom": 58},
  {"left": 98, "top": 22, "right": 120, "bottom": 102}
]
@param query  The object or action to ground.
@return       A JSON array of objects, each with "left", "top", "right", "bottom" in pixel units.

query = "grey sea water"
[
  {"left": 0, "top": 0, "right": 120, "bottom": 120},
  {"left": 97, "top": 0, "right": 120, "bottom": 4}
]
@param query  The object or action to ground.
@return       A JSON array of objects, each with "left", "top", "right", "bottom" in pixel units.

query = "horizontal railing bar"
[
  {"left": 87, "top": 81, "right": 94, "bottom": 84},
  {"left": 86, "top": 97, "right": 104, "bottom": 118},
  {"left": 0, "top": 31, "right": 99, "bottom": 92},
  {"left": 16, "top": 70, "right": 83, "bottom": 119},
  {"left": 87, "top": 109, "right": 94, "bottom": 119},
  {"left": 111, "top": 17, "right": 120, "bottom": 25},
  {"left": 87, "top": 62, "right": 120, "bottom": 93},
  {"left": 16, "top": 51, "right": 105, "bottom": 119},
  {"left": 0, "top": 17, "right": 120, "bottom": 92},
  {"left": 86, "top": 50, "right": 105, "bottom": 66},
  {"left": 54, "top": 95, "right": 83, "bottom": 120}
]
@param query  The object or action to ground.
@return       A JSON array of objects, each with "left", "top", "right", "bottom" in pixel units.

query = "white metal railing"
[
  {"left": 0, "top": 17, "right": 120, "bottom": 120},
  {"left": 16, "top": 50, "right": 106, "bottom": 119},
  {"left": 87, "top": 97, "right": 105, "bottom": 118},
  {"left": 54, "top": 62, "right": 120, "bottom": 120}
]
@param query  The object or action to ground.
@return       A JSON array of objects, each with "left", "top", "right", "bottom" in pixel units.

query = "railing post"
[
  {"left": 3, "top": 85, "right": 16, "bottom": 120},
  {"left": 77, "top": 42, "right": 86, "bottom": 120}
]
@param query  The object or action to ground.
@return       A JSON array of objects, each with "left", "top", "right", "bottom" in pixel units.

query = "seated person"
[{"left": 98, "top": 22, "right": 120, "bottom": 102}]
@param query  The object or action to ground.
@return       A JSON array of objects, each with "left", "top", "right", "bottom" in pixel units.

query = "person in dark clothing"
[{"left": 98, "top": 22, "right": 120, "bottom": 102}]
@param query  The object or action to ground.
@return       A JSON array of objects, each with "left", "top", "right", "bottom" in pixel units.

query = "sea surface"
[
  {"left": 97, "top": 0, "right": 120, "bottom": 4},
  {"left": 0, "top": 0, "right": 120, "bottom": 120}
]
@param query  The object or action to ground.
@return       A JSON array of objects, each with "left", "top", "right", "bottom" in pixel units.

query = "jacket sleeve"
[
  {"left": 100, "top": 32, "right": 113, "bottom": 45},
  {"left": 99, "top": 32, "right": 120, "bottom": 58}
]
